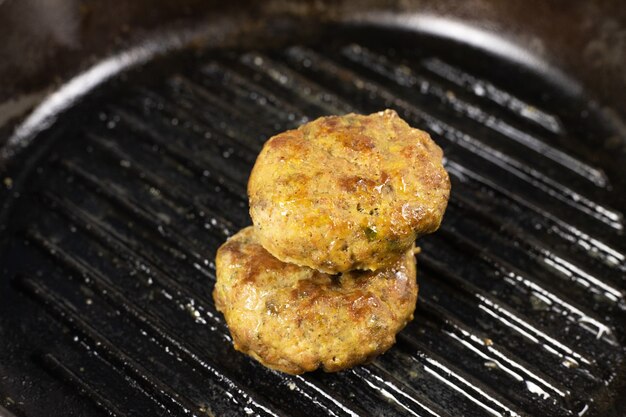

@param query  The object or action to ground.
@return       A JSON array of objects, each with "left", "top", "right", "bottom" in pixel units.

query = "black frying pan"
[{"left": 1, "top": 2, "right": 625, "bottom": 416}]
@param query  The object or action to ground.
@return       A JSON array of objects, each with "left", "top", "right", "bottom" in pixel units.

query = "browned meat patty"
[
  {"left": 248, "top": 109, "right": 450, "bottom": 273},
  {"left": 213, "top": 226, "right": 418, "bottom": 374}
]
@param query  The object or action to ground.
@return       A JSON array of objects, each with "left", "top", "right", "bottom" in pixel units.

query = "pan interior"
[{"left": 1, "top": 23, "right": 625, "bottom": 417}]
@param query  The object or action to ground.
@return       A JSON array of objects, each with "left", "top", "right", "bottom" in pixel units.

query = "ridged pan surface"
[{"left": 0, "top": 25, "right": 625, "bottom": 417}]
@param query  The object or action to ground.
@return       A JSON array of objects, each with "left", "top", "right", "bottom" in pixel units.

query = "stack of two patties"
[{"left": 214, "top": 110, "right": 450, "bottom": 375}]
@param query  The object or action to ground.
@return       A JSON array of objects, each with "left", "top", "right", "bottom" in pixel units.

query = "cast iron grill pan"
[{"left": 1, "top": 25, "right": 625, "bottom": 417}]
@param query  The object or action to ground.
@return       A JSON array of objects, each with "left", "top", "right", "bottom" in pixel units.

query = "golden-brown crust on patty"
[
  {"left": 248, "top": 109, "right": 450, "bottom": 273},
  {"left": 213, "top": 226, "right": 418, "bottom": 374}
]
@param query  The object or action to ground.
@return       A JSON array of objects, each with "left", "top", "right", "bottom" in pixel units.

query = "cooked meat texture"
[
  {"left": 248, "top": 109, "right": 450, "bottom": 274},
  {"left": 213, "top": 226, "right": 418, "bottom": 375}
]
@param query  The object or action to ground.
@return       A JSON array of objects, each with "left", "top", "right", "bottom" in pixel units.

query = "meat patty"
[
  {"left": 248, "top": 109, "right": 450, "bottom": 273},
  {"left": 213, "top": 226, "right": 418, "bottom": 374}
]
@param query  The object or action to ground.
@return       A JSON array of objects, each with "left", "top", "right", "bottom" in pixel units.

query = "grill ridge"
[
  {"left": 416, "top": 255, "right": 593, "bottom": 368},
  {"left": 87, "top": 133, "right": 235, "bottom": 236},
  {"left": 39, "top": 353, "right": 132, "bottom": 417},
  {"left": 113, "top": 105, "right": 252, "bottom": 197},
  {"left": 437, "top": 213, "right": 624, "bottom": 324},
  {"left": 201, "top": 62, "right": 309, "bottom": 125},
  {"left": 398, "top": 340, "right": 527, "bottom": 417},
  {"left": 446, "top": 187, "right": 625, "bottom": 296},
  {"left": 16, "top": 276, "right": 202, "bottom": 417},
  {"left": 59, "top": 159, "right": 216, "bottom": 272},
  {"left": 240, "top": 52, "right": 357, "bottom": 116},
  {"left": 352, "top": 365, "right": 450, "bottom": 417},
  {"left": 419, "top": 58, "right": 564, "bottom": 135},
  {"left": 415, "top": 301, "right": 570, "bottom": 397},
  {"left": 40, "top": 192, "right": 221, "bottom": 313},
  {"left": 444, "top": 161, "right": 625, "bottom": 268}
]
